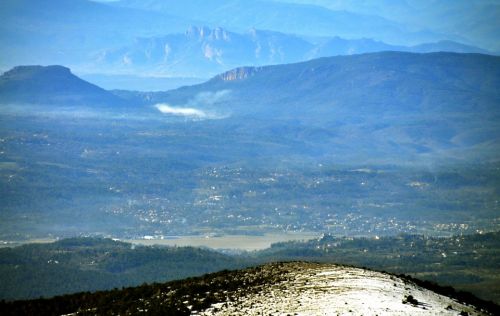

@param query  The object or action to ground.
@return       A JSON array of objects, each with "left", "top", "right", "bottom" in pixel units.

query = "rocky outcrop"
[
  {"left": 216, "top": 66, "right": 263, "bottom": 81},
  {"left": 185, "top": 26, "right": 230, "bottom": 41}
]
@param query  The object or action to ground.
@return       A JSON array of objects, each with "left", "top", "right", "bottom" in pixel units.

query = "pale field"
[{"left": 126, "top": 232, "right": 321, "bottom": 251}]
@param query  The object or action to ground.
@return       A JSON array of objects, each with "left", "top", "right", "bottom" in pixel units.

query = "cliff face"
[
  {"left": 185, "top": 26, "right": 231, "bottom": 41},
  {"left": 216, "top": 66, "right": 263, "bottom": 81}
]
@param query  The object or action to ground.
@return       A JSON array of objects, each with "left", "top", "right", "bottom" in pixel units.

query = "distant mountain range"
[
  {"left": 113, "top": 0, "right": 453, "bottom": 45},
  {"left": 1, "top": 0, "right": 497, "bottom": 84},
  {"left": 94, "top": 27, "right": 313, "bottom": 77},
  {"left": 280, "top": 0, "right": 500, "bottom": 52},
  {"left": 94, "top": 26, "right": 489, "bottom": 77}
]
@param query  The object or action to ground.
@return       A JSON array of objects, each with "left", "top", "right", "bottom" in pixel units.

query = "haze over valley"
[{"left": 0, "top": 0, "right": 499, "bottom": 314}]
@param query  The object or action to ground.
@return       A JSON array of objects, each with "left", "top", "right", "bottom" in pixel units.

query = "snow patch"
[{"left": 198, "top": 264, "right": 486, "bottom": 315}]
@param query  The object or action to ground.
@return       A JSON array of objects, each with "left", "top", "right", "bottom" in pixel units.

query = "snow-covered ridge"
[{"left": 196, "top": 262, "right": 488, "bottom": 315}]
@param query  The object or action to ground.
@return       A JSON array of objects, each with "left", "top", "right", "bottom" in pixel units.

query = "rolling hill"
[
  {"left": 154, "top": 51, "right": 499, "bottom": 116},
  {"left": 0, "top": 238, "right": 245, "bottom": 300},
  {"left": 132, "top": 51, "right": 500, "bottom": 163}
]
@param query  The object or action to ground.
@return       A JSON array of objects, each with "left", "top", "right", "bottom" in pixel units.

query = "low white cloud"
[
  {"left": 155, "top": 90, "right": 231, "bottom": 119},
  {"left": 155, "top": 104, "right": 207, "bottom": 118}
]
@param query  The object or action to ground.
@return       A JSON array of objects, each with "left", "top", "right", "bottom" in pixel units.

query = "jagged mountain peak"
[{"left": 185, "top": 26, "right": 231, "bottom": 41}]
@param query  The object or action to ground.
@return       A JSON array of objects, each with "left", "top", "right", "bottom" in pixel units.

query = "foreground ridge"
[
  {"left": 197, "top": 262, "right": 491, "bottom": 315},
  {"left": 1, "top": 262, "right": 498, "bottom": 315}
]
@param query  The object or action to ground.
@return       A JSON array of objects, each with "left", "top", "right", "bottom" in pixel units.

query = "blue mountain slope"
[
  {"left": 0, "top": 65, "right": 125, "bottom": 106},
  {"left": 138, "top": 52, "right": 500, "bottom": 163},
  {"left": 152, "top": 52, "right": 500, "bottom": 117}
]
